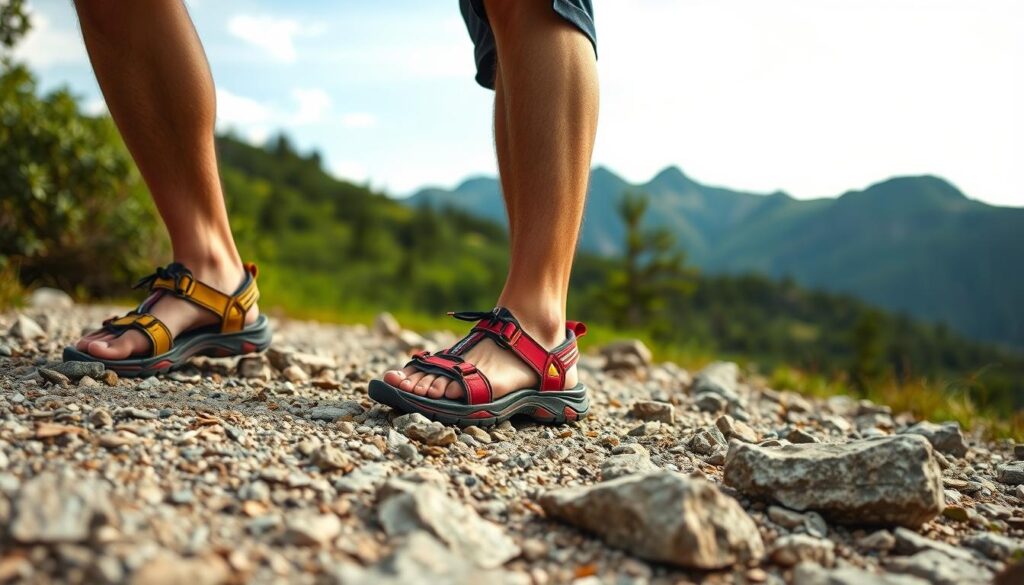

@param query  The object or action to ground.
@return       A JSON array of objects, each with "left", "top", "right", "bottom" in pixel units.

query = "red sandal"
[{"left": 368, "top": 307, "right": 589, "bottom": 426}]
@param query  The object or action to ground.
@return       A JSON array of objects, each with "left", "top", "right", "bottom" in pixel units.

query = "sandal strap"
[
  {"left": 105, "top": 312, "right": 172, "bottom": 356},
  {"left": 454, "top": 308, "right": 587, "bottom": 391},
  {"left": 400, "top": 308, "right": 587, "bottom": 404},
  {"left": 141, "top": 262, "right": 260, "bottom": 334},
  {"left": 406, "top": 351, "right": 494, "bottom": 405}
]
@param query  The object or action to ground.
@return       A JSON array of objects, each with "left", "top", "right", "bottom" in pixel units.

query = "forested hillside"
[{"left": 408, "top": 167, "right": 1024, "bottom": 348}]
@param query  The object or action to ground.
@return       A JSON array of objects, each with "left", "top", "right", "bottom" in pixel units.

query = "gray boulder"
[
  {"left": 691, "top": 361, "right": 742, "bottom": 405},
  {"left": 900, "top": 421, "right": 968, "bottom": 457},
  {"left": 378, "top": 480, "right": 519, "bottom": 569},
  {"left": 724, "top": 435, "right": 944, "bottom": 527},
  {"left": 539, "top": 470, "right": 764, "bottom": 569},
  {"left": 11, "top": 472, "right": 116, "bottom": 543}
]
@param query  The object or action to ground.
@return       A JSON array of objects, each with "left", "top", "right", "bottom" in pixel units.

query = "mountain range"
[{"left": 405, "top": 167, "right": 1024, "bottom": 348}]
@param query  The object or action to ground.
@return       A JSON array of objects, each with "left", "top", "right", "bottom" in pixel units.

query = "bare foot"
[
  {"left": 381, "top": 308, "right": 578, "bottom": 401},
  {"left": 73, "top": 260, "right": 258, "bottom": 359}
]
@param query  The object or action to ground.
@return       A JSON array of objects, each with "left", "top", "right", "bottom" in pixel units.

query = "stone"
[
  {"left": 900, "top": 421, "right": 968, "bottom": 457},
  {"left": 631, "top": 400, "right": 674, "bottom": 424},
  {"left": 374, "top": 312, "right": 402, "bottom": 337},
  {"left": 716, "top": 414, "right": 758, "bottom": 443},
  {"left": 116, "top": 407, "right": 158, "bottom": 420},
  {"left": 11, "top": 472, "right": 115, "bottom": 544},
  {"left": 312, "top": 446, "right": 355, "bottom": 472},
  {"left": 89, "top": 408, "right": 113, "bottom": 428},
  {"left": 378, "top": 481, "right": 520, "bottom": 569},
  {"left": 787, "top": 428, "right": 820, "bottom": 444},
  {"left": 236, "top": 356, "right": 265, "bottom": 379},
  {"left": 1014, "top": 444, "right": 1024, "bottom": 460},
  {"left": 101, "top": 370, "right": 118, "bottom": 386},
  {"left": 724, "top": 435, "right": 944, "bottom": 527},
  {"left": 462, "top": 426, "right": 491, "bottom": 444},
  {"left": 996, "top": 461, "right": 1024, "bottom": 484},
  {"left": 283, "top": 512, "right": 342, "bottom": 546},
  {"left": 770, "top": 534, "right": 835, "bottom": 567},
  {"left": 695, "top": 392, "right": 727, "bottom": 413},
  {"left": 310, "top": 401, "right": 364, "bottom": 422},
  {"left": 130, "top": 553, "right": 230, "bottom": 585},
  {"left": 688, "top": 426, "right": 727, "bottom": 456},
  {"left": 884, "top": 550, "right": 993, "bottom": 585},
  {"left": 601, "top": 452, "right": 659, "bottom": 481},
  {"left": 28, "top": 287, "right": 74, "bottom": 309},
  {"left": 793, "top": 562, "right": 931, "bottom": 585},
  {"left": 78, "top": 375, "right": 99, "bottom": 388},
  {"left": 404, "top": 421, "right": 457, "bottom": 447},
  {"left": 600, "top": 339, "right": 653, "bottom": 370},
  {"left": 892, "top": 527, "right": 980, "bottom": 563},
  {"left": 50, "top": 361, "right": 105, "bottom": 381},
  {"left": 9, "top": 314, "right": 46, "bottom": 340},
  {"left": 39, "top": 368, "right": 71, "bottom": 387},
  {"left": 692, "top": 361, "right": 742, "bottom": 404},
  {"left": 539, "top": 471, "right": 764, "bottom": 569},
  {"left": 962, "top": 532, "right": 1024, "bottom": 561},
  {"left": 334, "top": 531, "right": 528, "bottom": 585},
  {"left": 767, "top": 505, "right": 806, "bottom": 529},
  {"left": 858, "top": 530, "right": 896, "bottom": 552},
  {"left": 283, "top": 364, "right": 309, "bottom": 383}
]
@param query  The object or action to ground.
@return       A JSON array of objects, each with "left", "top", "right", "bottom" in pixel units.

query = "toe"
[
  {"left": 87, "top": 331, "right": 144, "bottom": 360},
  {"left": 443, "top": 380, "right": 464, "bottom": 400},
  {"left": 426, "top": 375, "right": 449, "bottom": 399},
  {"left": 399, "top": 371, "right": 425, "bottom": 392},
  {"left": 76, "top": 330, "right": 109, "bottom": 350},
  {"left": 412, "top": 374, "right": 435, "bottom": 396},
  {"left": 382, "top": 366, "right": 412, "bottom": 387}
]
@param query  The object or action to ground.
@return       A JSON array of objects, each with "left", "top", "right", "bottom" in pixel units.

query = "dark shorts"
[{"left": 459, "top": 0, "right": 597, "bottom": 90}]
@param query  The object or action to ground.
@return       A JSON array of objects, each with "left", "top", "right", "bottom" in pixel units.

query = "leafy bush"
[{"left": 0, "top": 64, "right": 162, "bottom": 295}]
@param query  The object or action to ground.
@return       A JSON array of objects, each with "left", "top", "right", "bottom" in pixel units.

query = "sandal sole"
[
  {"left": 62, "top": 315, "right": 273, "bottom": 378},
  {"left": 368, "top": 378, "right": 590, "bottom": 427}
]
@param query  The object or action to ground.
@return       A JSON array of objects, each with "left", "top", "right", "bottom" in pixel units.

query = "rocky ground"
[{"left": 1, "top": 290, "right": 1023, "bottom": 584}]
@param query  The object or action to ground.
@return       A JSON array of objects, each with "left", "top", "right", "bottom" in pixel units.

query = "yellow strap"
[
  {"left": 109, "top": 313, "right": 172, "bottom": 356},
  {"left": 149, "top": 263, "right": 260, "bottom": 334}
]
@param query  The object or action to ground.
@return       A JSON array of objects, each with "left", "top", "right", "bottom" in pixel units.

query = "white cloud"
[
  {"left": 226, "top": 14, "right": 324, "bottom": 63},
  {"left": 82, "top": 97, "right": 108, "bottom": 116},
  {"left": 289, "top": 88, "right": 331, "bottom": 125},
  {"left": 13, "top": 12, "right": 86, "bottom": 68},
  {"left": 340, "top": 112, "right": 377, "bottom": 128},
  {"left": 330, "top": 159, "right": 368, "bottom": 183},
  {"left": 216, "top": 88, "right": 272, "bottom": 126}
]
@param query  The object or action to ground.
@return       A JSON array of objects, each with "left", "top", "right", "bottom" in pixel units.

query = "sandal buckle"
[
  {"left": 173, "top": 273, "right": 196, "bottom": 296},
  {"left": 454, "top": 362, "right": 476, "bottom": 375}
]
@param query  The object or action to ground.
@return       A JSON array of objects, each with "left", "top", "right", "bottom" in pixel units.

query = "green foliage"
[
  {"left": 0, "top": 64, "right": 162, "bottom": 295},
  {"left": 0, "top": 0, "right": 30, "bottom": 54},
  {"left": 216, "top": 133, "right": 508, "bottom": 314},
  {"left": 595, "top": 191, "right": 694, "bottom": 329}
]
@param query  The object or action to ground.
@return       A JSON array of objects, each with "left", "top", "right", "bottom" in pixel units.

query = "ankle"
[
  {"left": 498, "top": 298, "right": 566, "bottom": 349},
  {"left": 173, "top": 246, "right": 245, "bottom": 292}
]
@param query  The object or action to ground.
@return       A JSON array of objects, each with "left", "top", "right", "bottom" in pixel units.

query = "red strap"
[
  {"left": 471, "top": 319, "right": 586, "bottom": 391},
  {"left": 407, "top": 352, "right": 493, "bottom": 405}
]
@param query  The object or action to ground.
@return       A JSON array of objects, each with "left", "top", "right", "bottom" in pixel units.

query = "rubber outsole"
[
  {"left": 368, "top": 379, "right": 590, "bottom": 427},
  {"left": 62, "top": 315, "right": 273, "bottom": 378}
]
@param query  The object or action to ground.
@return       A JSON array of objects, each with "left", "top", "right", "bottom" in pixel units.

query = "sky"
[{"left": 16, "top": 0, "right": 1024, "bottom": 206}]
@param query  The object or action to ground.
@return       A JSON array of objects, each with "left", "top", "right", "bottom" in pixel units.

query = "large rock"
[
  {"left": 130, "top": 553, "right": 230, "bottom": 585},
  {"left": 723, "top": 435, "right": 944, "bottom": 527},
  {"left": 333, "top": 531, "right": 528, "bottom": 585},
  {"left": 996, "top": 461, "right": 1024, "bottom": 485},
  {"left": 793, "top": 562, "right": 931, "bottom": 585},
  {"left": 600, "top": 452, "right": 659, "bottom": 481},
  {"left": 962, "top": 532, "right": 1024, "bottom": 561},
  {"left": 539, "top": 471, "right": 764, "bottom": 569},
  {"left": 29, "top": 288, "right": 74, "bottom": 310},
  {"left": 378, "top": 480, "right": 519, "bottom": 569},
  {"left": 11, "top": 472, "right": 115, "bottom": 543},
  {"left": 900, "top": 421, "right": 968, "bottom": 457},
  {"left": 691, "top": 362, "right": 742, "bottom": 405},
  {"left": 600, "top": 339, "right": 653, "bottom": 371},
  {"left": 884, "top": 550, "right": 994, "bottom": 585},
  {"left": 8, "top": 314, "right": 46, "bottom": 341}
]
